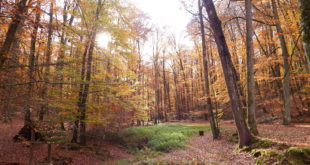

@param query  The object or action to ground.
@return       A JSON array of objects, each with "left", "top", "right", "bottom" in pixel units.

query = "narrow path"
[{"left": 137, "top": 133, "right": 255, "bottom": 165}]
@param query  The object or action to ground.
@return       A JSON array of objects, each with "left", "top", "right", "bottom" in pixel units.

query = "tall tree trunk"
[
  {"left": 267, "top": 25, "right": 283, "bottom": 99},
  {"left": 57, "top": 1, "right": 76, "bottom": 128},
  {"left": 207, "top": 45, "right": 220, "bottom": 127},
  {"left": 24, "top": 2, "right": 40, "bottom": 125},
  {"left": 2, "top": 16, "right": 24, "bottom": 123},
  {"left": 154, "top": 62, "right": 160, "bottom": 123},
  {"left": 172, "top": 68, "right": 181, "bottom": 119},
  {"left": 71, "top": 39, "right": 90, "bottom": 143},
  {"left": 232, "top": 19, "right": 248, "bottom": 110},
  {"left": 203, "top": 0, "right": 252, "bottom": 147},
  {"left": 39, "top": 0, "right": 53, "bottom": 121},
  {"left": 299, "top": 0, "right": 310, "bottom": 73},
  {"left": 79, "top": 33, "right": 96, "bottom": 145},
  {"left": 166, "top": 72, "right": 172, "bottom": 113},
  {"left": 0, "top": 0, "right": 30, "bottom": 68},
  {"left": 178, "top": 55, "right": 190, "bottom": 113},
  {"left": 162, "top": 58, "right": 168, "bottom": 122},
  {"left": 78, "top": 0, "right": 102, "bottom": 145},
  {"left": 245, "top": 0, "right": 258, "bottom": 135},
  {"left": 198, "top": 0, "right": 219, "bottom": 139},
  {"left": 271, "top": 0, "right": 291, "bottom": 125}
]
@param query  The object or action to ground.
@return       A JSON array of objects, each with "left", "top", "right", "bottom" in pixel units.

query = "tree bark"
[
  {"left": 271, "top": 0, "right": 291, "bottom": 125},
  {"left": 154, "top": 59, "right": 160, "bottom": 123},
  {"left": 71, "top": 38, "right": 90, "bottom": 143},
  {"left": 24, "top": 1, "right": 40, "bottom": 125},
  {"left": 79, "top": 33, "right": 96, "bottom": 145},
  {"left": 245, "top": 0, "right": 258, "bottom": 135},
  {"left": 177, "top": 54, "right": 190, "bottom": 113},
  {"left": 198, "top": 0, "right": 219, "bottom": 139},
  {"left": 162, "top": 57, "right": 168, "bottom": 122},
  {"left": 78, "top": 0, "right": 102, "bottom": 145},
  {"left": 172, "top": 68, "right": 181, "bottom": 119},
  {"left": 39, "top": 0, "right": 53, "bottom": 121},
  {"left": 203, "top": 0, "right": 252, "bottom": 147}
]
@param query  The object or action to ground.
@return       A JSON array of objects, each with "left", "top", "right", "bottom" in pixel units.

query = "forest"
[{"left": 0, "top": 0, "right": 309, "bottom": 164}]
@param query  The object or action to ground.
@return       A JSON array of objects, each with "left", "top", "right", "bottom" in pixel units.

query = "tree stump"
[{"left": 13, "top": 122, "right": 44, "bottom": 142}]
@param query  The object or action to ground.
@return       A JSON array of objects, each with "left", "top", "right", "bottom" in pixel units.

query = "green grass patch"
[
  {"left": 148, "top": 132, "right": 186, "bottom": 152},
  {"left": 119, "top": 124, "right": 210, "bottom": 152}
]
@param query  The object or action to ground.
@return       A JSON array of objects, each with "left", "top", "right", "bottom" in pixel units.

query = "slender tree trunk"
[
  {"left": 178, "top": 56, "right": 190, "bottom": 113},
  {"left": 172, "top": 68, "right": 181, "bottom": 119},
  {"left": 79, "top": 33, "right": 96, "bottom": 145},
  {"left": 39, "top": 0, "right": 53, "bottom": 121},
  {"left": 232, "top": 19, "right": 248, "bottom": 110},
  {"left": 71, "top": 39, "right": 90, "bottom": 143},
  {"left": 57, "top": 2, "right": 76, "bottom": 128},
  {"left": 245, "top": 0, "right": 258, "bottom": 135},
  {"left": 166, "top": 72, "right": 172, "bottom": 113},
  {"left": 162, "top": 58, "right": 168, "bottom": 122},
  {"left": 78, "top": 0, "right": 102, "bottom": 145},
  {"left": 24, "top": 2, "right": 40, "bottom": 125},
  {"left": 267, "top": 26, "right": 283, "bottom": 99},
  {"left": 271, "top": 0, "right": 291, "bottom": 125},
  {"left": 154, "top": 62, "right": 160, "bottom": 123},
  {"left": 203, "top": 0, "right": 252, "bottom": 147},
  {"left": 198, "top": 0, "right": 219, "bottom": 139},
  {"left": 56, "top": 2, "right": 68, "bottom": 113}
]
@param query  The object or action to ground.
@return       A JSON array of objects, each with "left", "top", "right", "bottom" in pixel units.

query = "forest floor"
[
  {"left": 125, "top": 120, "right": 310, "bottom": 165},
  {"left": 0, "top": 119, "right": 132, "bottom": 165},
  {"left": 0, "top": 119, "right": 309, "bottom": 165}
]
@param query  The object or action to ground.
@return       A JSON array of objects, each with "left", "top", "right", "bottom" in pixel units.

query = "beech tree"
[
  {"left": 245, "top": 0, "right": 258, "bottom": 135},
  {"left": 198, "top": 0, "right": 219, "bottom": 139},
  {"left": 271, "top": 0, "right": 292, "bottom": 125},
  {"left": 39, "top": 0, "right": 54, "bottom": 121},
  {"left": 24, "top": 0, "right": 41, "bottom": 125},
  {"left": 203, "top": 0, "right": 252, "bottom": 146}
]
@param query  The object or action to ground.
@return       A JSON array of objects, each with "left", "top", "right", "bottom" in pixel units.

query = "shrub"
[
  {"left": 148, "top": 132, "right": 186, "bottom": 152},
  {"left": 119, "top": 124, "right": 210, "bottom": 152},
  {"left": 104, "top": 131, "right": 124, "bottom": 144}
]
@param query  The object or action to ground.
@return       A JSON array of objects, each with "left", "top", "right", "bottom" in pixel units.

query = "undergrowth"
[
  {"left": 236, "top": 139, "right": 310, "bottom": 165},
  {"left": 104, "top": 124, "right": 209, "bottom": 165},
  {"left": 119, "top": 124, "right": 210, "bottom": 152}
]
